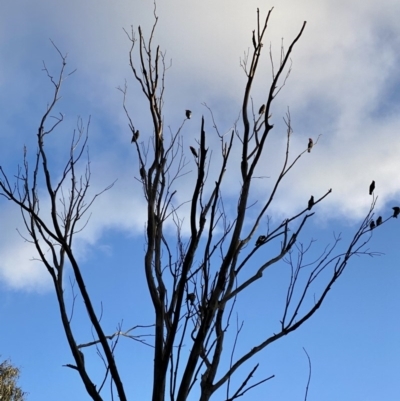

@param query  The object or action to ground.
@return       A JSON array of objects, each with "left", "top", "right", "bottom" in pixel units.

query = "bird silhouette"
[
  {"left": 78, "top": 350, "right": 85, "bottom": 367},
  {"left": 255, "top": 235, "right": 267, "bottom": 246},
  {"left": 186, "top": 110, "right": 192, "bottom": 119},
  {"left": 370, "top": 220, "right": 376, "bottom": 230},
  {"left": 392, "top": 206, "right": 400, "bottom": 218},
  {"left": 259, "top": 104, "right": 266, "bottom": 115},
  {"left": 187, "top": 293, "right": 196, "bottom": 305},
  {"left": 131, "top": 130, "right": 140, "bottom": 143},
  {"left": 190, "top": 146, "right": 198, "bottom": 157},
  {"left": 369, "top": 180, "right": 375, "bottom": 195},
  {"left": 376, "top": 216, "right": 382, "bottom": 226},
  {"left": 308, "top": 138, "right": 313, "bottom": 153},
  {"left": 252, "top": 30, "right": 257, "bottom": 49},
  {"left": 140, "top": 166, "right": 146, "bottom": 180},
  {"left": 308, "top": 195, "right": 314, "bottom": 210}
]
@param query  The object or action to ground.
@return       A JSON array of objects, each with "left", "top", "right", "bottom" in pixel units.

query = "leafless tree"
[{"left": 0, "top": 6, "right": 386, "bottom": 401}]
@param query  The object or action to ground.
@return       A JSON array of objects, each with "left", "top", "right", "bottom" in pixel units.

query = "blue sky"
[{"left": 1, "top": 0, "right": 400, "bottom": 400}]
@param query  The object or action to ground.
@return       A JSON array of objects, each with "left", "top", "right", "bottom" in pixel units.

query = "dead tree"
[
  {"left": 119, "top": 7, "right": 382, "bottom": 401},
  {"left": 0, "top": 7, "right": 384, "bottom": 401}
]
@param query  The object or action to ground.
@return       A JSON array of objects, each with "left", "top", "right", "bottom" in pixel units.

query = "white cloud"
[
  {"left": 0, "top": 205, "right": 52, "bottom": 292},
  {"left": 1, "top": 0, "right": 400, "bottom": 290}
]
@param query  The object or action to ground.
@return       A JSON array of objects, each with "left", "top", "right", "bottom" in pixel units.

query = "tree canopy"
[{"left": 0, "top": 358, "right": 26, "bottom": 401}]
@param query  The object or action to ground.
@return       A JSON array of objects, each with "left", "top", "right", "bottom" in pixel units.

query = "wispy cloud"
[{"left": 1, "top": 0, "right": 399, "bottom": 290}]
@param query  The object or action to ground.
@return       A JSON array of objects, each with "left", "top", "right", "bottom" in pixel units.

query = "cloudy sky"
[{"left": 0, "top": 0, "right": 399, "bottom": 400}]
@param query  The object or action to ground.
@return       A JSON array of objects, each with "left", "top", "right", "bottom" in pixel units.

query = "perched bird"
[
  {"left": 255, "top": 235, "right": 267, "bottom": 247},
  {"left": 392, "top": 206, "right": 400, "bottom": 218},
  {"left": 259, "top": 104, "right": 266, "bottom": 115},
  {"left": 187, "top": 293, "right": 196, "bottom": 305},
  {"left": 185, "top": 110, "right": 192, "bottom": 119},
  {"left": 376, "top": 216, "right": 382, "bottom": 226},
  {"left": 252, "top": 30, "right": 257, "bottom": 49},
  {"left": 140, "top": 166, "right": 146, "bottom": 180},
  {"left": 190, "top": 146, "right": 198, "bottom": 157},
  {"left": 308, "top": 195, "right": 314, "bottom": 210},
  {"left": 78, "top": 350, "right": 85, "bottom": 367},
  {"left": 369, "top": 180, "right": 375, "bottom": 195},
  {"left": 370, "top": 220, "right": 376, "bottom": 230},
  {"left": 307, "top": 138, "right": 313, "bottom": 153},
  {"left": 131, "top": 130, "right": 140, "bottom": 143}
]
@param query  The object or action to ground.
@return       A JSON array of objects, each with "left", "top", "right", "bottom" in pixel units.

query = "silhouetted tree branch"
[{"left": 0, "top": 5, "right": 388, "bottom": 401}]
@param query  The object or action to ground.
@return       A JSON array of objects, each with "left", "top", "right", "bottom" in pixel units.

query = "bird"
[
  {"left": 307, "top": 138, "right": 313, "bottom": 153},
  {"left": 78, "top": 350, "right": 85, "bottom": 367},
  {"left": 185, "top": 110, "right": 192, "bottom": 119},
  {"left": 259, "top": 104, "right": 266, "bottom": 115},
  {"left": 369, "top": 180, "right": 375, "bottom": 195},
  {"left": 308, "top": 195, "right": 314, "bottom": 210},
  {"left": 370, "top": 220, "right": 375, "bottom": 230},
  {"left": 252, "top": 30, "right": 257, "bottom": 49},
  {"left": 392, "top": 206, "right": 400, "bottom": 218},
  {"left": 255, "top": 235, "right": 267, "bottom": 247},
  {"left": 187, "top": 293, "right": 196, "bottom": 305},
  {"left": 189, "top": 146, "right": 198, "bottom": 157},
  {"left": 140, "top": 166, "right": 146, "bottom": 180},
  {"left": 376, "top": 216, "right": 382, "bottom": 226},
  {"left": 131, "top": 130, "right": 140, "bottom": 143}
]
